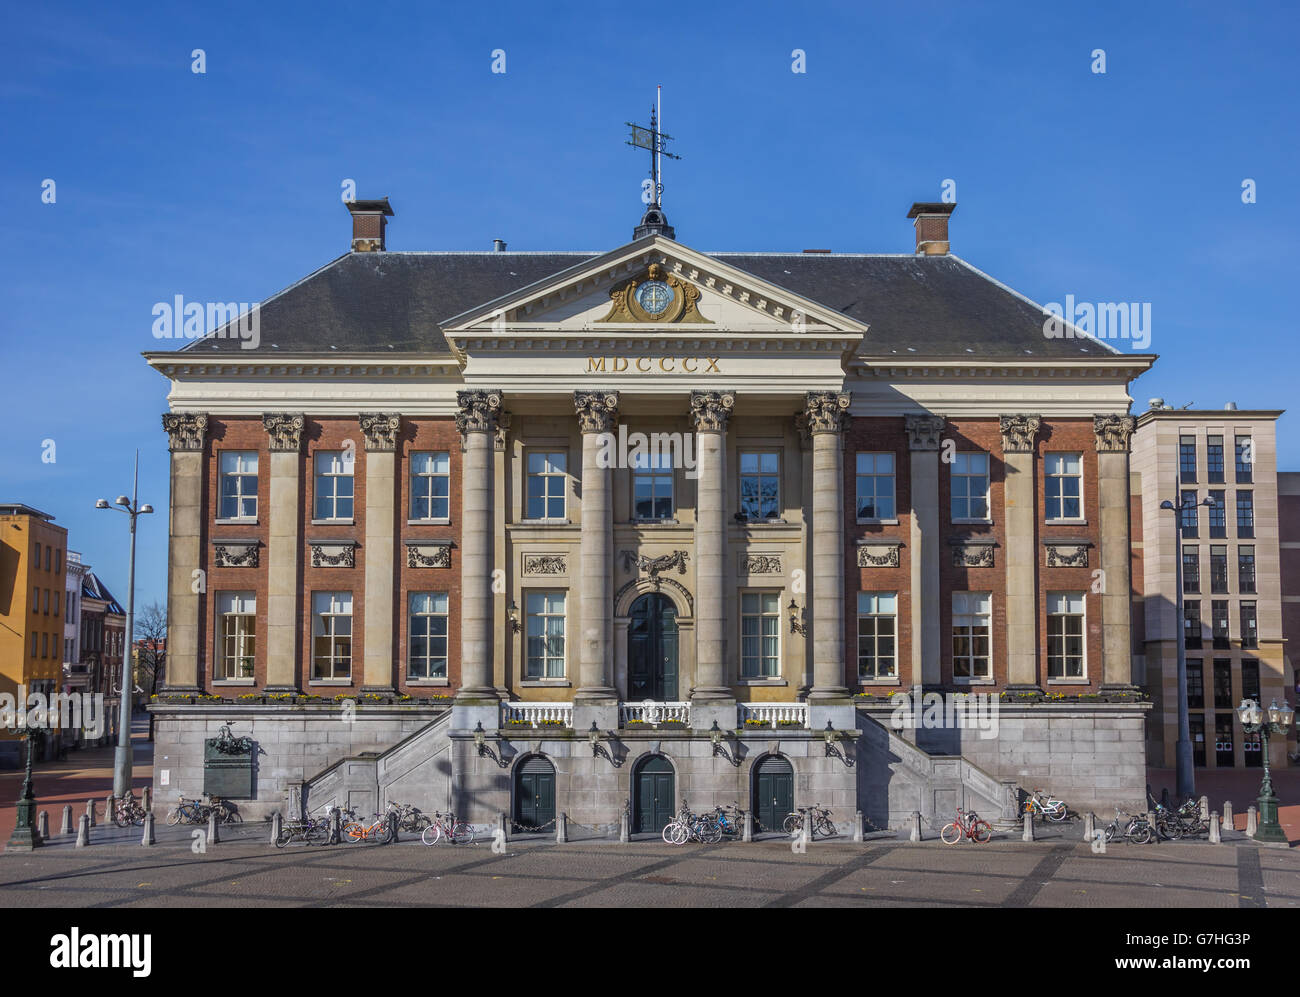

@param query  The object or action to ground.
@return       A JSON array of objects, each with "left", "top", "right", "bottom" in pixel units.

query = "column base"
[
  {"left": 1004, "top": 683, "right": 1043, "bottom": 695},
  {"left": 807, "top": 687, "right": 852, "bottom": 704},
  {"left": 809, "top": 703, "right": 856, "bottom": 733},
  {"left": 451, "top": 703, "right": 501, "bottom": 733},
  {"left": 689, "top": 701, "right": 737, "bottom": 732},
  {"left": 360, "top": 686, "right": 396, "bottom": 696},
  {"left": 264, "top": 685, "right": 299, "bottom": 695},
  {"left": 573, "top": 687, "right": 619, "bottom": 704},
  {"left": 688, "top": 686, "right": 734, "bottom": 703},
  {"left": 455, "top": 686, "right": 502, "bottom": 706},
  {"left": 573, "top": 702, "right": 620, "bottom": 733}
]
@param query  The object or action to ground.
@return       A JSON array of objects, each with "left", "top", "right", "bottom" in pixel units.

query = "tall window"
[
  {"left": 1235, "top": 435, "right": 1253, "bottom": 483},
  {"left": 217, "top": 592, "right": 256, "bottom": 681},
  {"left": 407, "top": 592, "right": 448, "bottom": 679},
  {"left": 1179, "top": 490, "right": 1199, "bottom": 536},
  {"left": 1211, "top": 600, "right": 1230, "bottom": 649},
  {"left": 314, "top": 451, "right": 355, "bottom": 521},
  {"left": 1182, "top": 545, "right": 1199, "bottom": 593},
  {"left": 1183, "top": 599, "right": 1201, "bottom": 649},
  {"left": 1186, "top": 659, "right": 1204, "bottom": 709},
  {"left": 1209, "top": 545, "right": 1228, "bottom": 594},
  {"left": 856, "top": 592, "right": 897, "bottom": 680},
  {"left": 1207, "top": 490, "right": 1226, "bottom": 538},
  {"left": 951, "top": 452, "right": 990, "bottom": 521},
  {"left": 740, "top": 592, "right": 781, "bottom": 677},
  {"left": 854, "top": 452, "right": 896, "bottom": 520},
  {"left": 525, "top": 591, "right": 566, "bottom": 678},
  {"left": 1206, "top": 435, "right": 1225, "bottom": 483},
  {"left": 311, "top": 592, "right": 353, "bottom": 680},
  {"left": 218, "top": 451, "right": 259, "bottom": 519},
  {"left": 1212, "top": 660, "right": 1233, "bottom": 710},
  {"left": 951, "top": 592, "right": 992, "bottom": 680},
  {"left": 1046, "top": 592, "right": 1086, "bottom": 679},
  {"left": 740, "top": 451, "right": 781, "bottom": 521},
  {"left": 1241, "top": 659, "right": 1261, "bottom": 703},
  {"left": 1241, "top": 601, "right": 1258, "bottom": 649},
  {"left": 526, "top": 451, "right": 567, "bottom": 519},
  {"left": 1044, "top": 453, "right": 1083, "bottom": 520},
  {"left": 632, "top": 450, "right": 674, "bottom": 520},
  {"left": 1238, "top": 546, "right": 1256, "bottom": 594},
  {"left": 1236, "top": 491, "right": 1254, "bottom": 538},
  {"left": 410, "top": 451, "right": 450, "bottom": 520},
  {"left": 1179, "top": 435, "right": 1197, "bottom": 483}
]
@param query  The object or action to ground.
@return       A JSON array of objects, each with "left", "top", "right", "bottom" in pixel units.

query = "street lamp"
[
  {"left": 1236, "top": 697, "right": 1294, "bottom": 844},
  {"left": 95, "top": 449, "right": 153, "bottom": 799},
  {"left": 2, "top": 714, "right": 44, "bottom": 850},
  {"left": 1159, "top": 490, "right": 1215, "bottom": 801}
]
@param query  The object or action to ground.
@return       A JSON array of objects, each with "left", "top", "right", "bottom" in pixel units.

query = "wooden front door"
[
  {"left": 515, "top": 756, "right": 556, "bottom": 829},
  {"left": 634, "top": 755, "right": 675, "bottom": 833},
  {"left": 628, "top": 593, "right": 678, "bottom": 701},
  {"left": 754, "top": 755, "right": 794, "bottom": 832}
]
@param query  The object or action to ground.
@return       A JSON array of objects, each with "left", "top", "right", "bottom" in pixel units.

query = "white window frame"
[
  {"left": 218, "top": 451, "right": 259, "bottom": 521},
  {"left": 952, "top": 591, "right": 993, "bottom": 681},
  {"left": 410, "top": 451, "right": 451, "bottom": 522},
  {"left": 855, "top": 452, "right": 897, "bottom": 522},
  {"left": 951, "top": 451, "right": 991, "bottom": 522},
  {"left": 857, "top": 592, "right": 898, "bottom": 682},
  {"left": 739, "top": 450, "right": 782, "bottom": 522},
  {"left": 216, "top": 592, "right": 257, "bottom": 682},
  {"left": 1044, "top": 452, "right": 1084, "bottom": 522},
  {"left": 1046, "top": 591, "right": 1087, "bottom": 681},
  {"left": 632, "top": 449, "right": 675, "bottom": 521},
  {"left": 524, "top": 590, "right": 567, "bottom": 679},
  {"left": 525, "top": 451, "right": 568, "bottom": 521},
  {"left": 740, "top": 590, "right": 782, "bottom": 678},
  {"left": 311, "top": 591, "right": 353, "bottom": 682},
  {"left": 407, "top": 591, "right": 449, "bottom": 681},
  {"left": 313, "top": 451, "right": 355, "bottom": 522}
]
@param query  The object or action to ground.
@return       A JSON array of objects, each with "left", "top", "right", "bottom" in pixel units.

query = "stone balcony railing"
[{"left": 500, "top": 700, "right": 812, "bottom": 730}]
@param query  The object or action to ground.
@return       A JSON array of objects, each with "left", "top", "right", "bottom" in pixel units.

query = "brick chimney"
[
  {"left": 907, "top": 201, "right": 956, "bottom": 255},
  {"left": 346, "top": 197, "right": 394, "bottom": 252}
]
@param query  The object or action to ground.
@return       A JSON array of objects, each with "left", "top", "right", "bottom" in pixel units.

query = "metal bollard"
[
  {"left": 387, "top": 811, "right": 399, "bottom": 843},
  {"left": 497, "top": 812, "right": 510, "bottom": 844},
  {"left": 1161, "top": 787, "right": 1170, "bottom": 808},
  {"left": 76, "top": 814, "right": 89, "bottom": 847},
  {"left": 207, "top": 812, "right": 219, "bottom": 845},
  {"left": 556, "top": 811, "right": 569, "bottom": 844},
  {"left": 800, "top": 811, "right": 811, "bottom": 846},
  {"left": 141, "top": 812, "right": 156, "bottom": 846},
  {"left": 742, "top": 810, "right": 754, "bottom": 843},
  {"left": 1022, "top": 812, "right": 1035, "bottom": 842},
  {"left": 1246, "top": 806, "right": 1258, "bottom": 837},
  {"left": 618, "top": 810, "right": 629, "bottom": 843},
  {"left": 142, "top": 786, "right": 151, "bottom": 812},
  {"left": 853, "top": 810, "right": 864, "bottom": 843},
  {"left": 1223, "top": 800, "right": 1234, "bottom": 829},
  {"left": 61, "top": 805, "right": 73, "bottom": 835},
  {"left": 910, "top": 810, "right": 922, "bottom": 842},
  {"left": 1146, "top": 811, "right": 1157, "bottom": 844},
  {"left": 330, "top": 807, "right": 341, "bottom": 845},
  {"left": 105, "top": 794, "right": 114, "bottom": 827},
  {"left": 1209, "top": 812, "right": 1221, "bottom": 844},
  {"left": 1083, "top": 812, "right": 1095, "bottom": 842},
  {"left": 270, "top": 812, "right": 282, "bottom": 845},
  {"left": 1199, "top": 795, "right": 1209, "bottom": 821},
  {"left": 37, "top": 811, "right": 49, "bottom": 840},
  {"left": 85, "top": 799, "right": 95, "bottom": 828}
]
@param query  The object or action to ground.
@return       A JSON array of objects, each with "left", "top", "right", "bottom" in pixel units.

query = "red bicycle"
[{"left": 941, "top": 807, "right": 992, "bottom": 844}]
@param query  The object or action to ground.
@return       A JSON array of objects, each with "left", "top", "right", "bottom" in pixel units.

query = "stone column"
[
  {"left": 572, "top": 392, "right": 620, "bottom": 724},
  {"left": 806, "top": 392, "right": 852, "bottom": 704},
  {"left": 689, "top": 390, "right": 737, "bottom": 726},
  {"left": 906, "top": 414, "right": 945, "bottom": 686},
  {"left": 359, "top": 413, "right": 401, "bottom": 693},
  {"left": 454, "top": 390, "right": 503, "bottom": 715},
  {"left": 160, "top": 413, "right": 208, "bottom": 691},
  {"left": 1095, "top": 415, "right": 1137, "bottom": 689},
  {"left": 263, "top": 413, "right": 305, "bottom": 691},
  {"left": 1001, "top": 414, "right": 1042, "bottom": 690}
]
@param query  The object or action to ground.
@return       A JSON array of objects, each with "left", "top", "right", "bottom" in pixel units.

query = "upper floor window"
[
  {"left": 219, "top": 451, "right": 259, "bottom": 520},
  {"left": 1234, "top": 436, "right": 1253, "bottom": 483},
  {"left": 1236, "top": 491, "right": 1254, "bottom": 538},
  {"left": 1179, "top": 435, "right": 1197, "bottom": 483},
  {"left": 1206, "top": 435, "right": 1225, "bottom": 483},
  {"left": 408, "top": 592, "right": 449, "bottom": 680},
  {"left": 1186, "top": 659, "right": 1204, "bottom": 709},
  {"left": 55, "top": 548, "right": 61, "bottom": 574},
  {"left": 34, "top": 542, "right": 41, "bottom": 568},
  {"left": 1211, "top": 599, "right": 1230, "bottom": 649},
  {"left": 951, "top": 452, "right": 990, "bottom": 521},
  {"left": 1047, "top": 592, "right": 1085, "bottom": 679},
  {"left": 1241, "top": 601, "right": 1258, "bottom": 649},
  {"left": 740, "top": 591, "right": 781, "bottom": 678},
  {"left": 857, "top": 592, "right": 897, "bottom": 681},
  {"left": 740, "top": 451, "right": 781, "bottom": 521},
  {"left": 952, "top": 591, "right": 992, "bottom": 680},
  {"left": 216, "top": 591, "right": 256, "bottom": 681},
  {"left": 1241, "top": 658, "right": 1261, "bottom": 702},
  {"left": 1045, "top": 453, "right": 1083, "bottom": 521},
  {"left": 1183, "top": 599, "right": 1201, "bottom": 649},
  {"left": 525, "top": 590, "right": 566, "bottom": 678},
  {"left": 526, "top": 451, "right": 567, "bottom": 520},
  {"left": 1207, "top": 490, "right": 1226, "bottom": 538},
  {"left": 1209, "top": 545, "right": 1228, "bottom": 594},
  {"left": 1179, "top": 490, "right": 1199, "bottom": 536},
  {"left": 1238, "top": 546, "right": 1256, "bottom": 594},
  {"left": 410, "top": 451, "right": 451, "bottom": 521},
  {"left": 311, "top": 591, "right": 352, "bottom": 681},
  {"left": 632, "top": 450, "right": 674, "bottom": 520},
  {"left": 855, "top": 452, "right": 896, "bottom": 521},
  {"left": 313, "top": 451, "right": 354, "bottom": 521},
  {"left": 1182, "top": 545, "right": 1199, "bottom": 593},
  {"left": 1213, "top": 659, "right": 1233, "bottom": 709}
]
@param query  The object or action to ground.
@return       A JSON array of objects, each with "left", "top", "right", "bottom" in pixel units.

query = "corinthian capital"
[
  {"left": 455, "top": 389, "right": 504, "bottom": 441},
  {"left": 161, "top": 412, "right": 208, "bottom": 452},
  {"left": 359, "top": 413, "right": 402, "bottom": 452},
  {"left": 690, "top": 390, "right": 736, "bottom": 433},
  {"left": 573, "top": 390, "right": 620, "bottom": 434},
  {"left": 999, "top": 414, "right": 1042, "bottom": 453},
  {"left": 802, "top": 391, "right": 852, "bottom": 435},
  {"left": 1093, "top": 414, "right": 1136, "bottom": 453},
  {"left": 262, "top": 412, "right": 306, "bottom": 452},
  {"left": 905, "top": 413, "right": 945, "bottom": 451}
]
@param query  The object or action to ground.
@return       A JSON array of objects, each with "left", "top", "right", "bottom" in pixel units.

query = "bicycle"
[
  {"left": 783, "top": 805, "right": 836, "bottom": 838},
  {"left": 276, "top": 810, "right": 333, "bottom": 847},
  {"left": 1101, "top": 809, "right": 1153, "bottom": 845},
  {"left": 1025, "top": 790, "right": 1071, "bottom": 823},
  {"left": 420, "top": 810, "right": 475, "bottom": 845},
  {"left": 112, "top": 794, "right": 147, "bottom": 828},
  {"left": 387, "top": 801, "right": 432, "bottom": 833},
  {"left": 165, "top": 794, "right": 242, "bottom": 826},
  {"left": 341, "top": 810, "right": 397, "bottom": 844},
  {"left": 940, "top": 807, "right": 992, "bottom": 844}
]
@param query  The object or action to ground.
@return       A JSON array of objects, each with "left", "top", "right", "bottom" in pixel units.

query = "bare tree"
[{"left": 135, "top": 601, "right": 167, "bottom": 742}]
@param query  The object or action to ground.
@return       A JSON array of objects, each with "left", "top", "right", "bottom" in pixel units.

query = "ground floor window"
[
  {"left": 856, "top": 592, "right": 897, "bottom": 680},
  {"left": 408, "top": 592, "right": 448, "bottom": 679},
  {"left": 525, "top": 590, "right": 566, "bottom": 678},
  {"left": 312, "top": 591, "right": 353, "bottom": 680},
  {"left": 217, "top": 591, "right": 256, "bottom": 680},
  {"left": 1046, "top": 592, "right": 1085, "bottom": 679},
  {"left": 740, "top": 591, "right": 781, "bottom": 677},
  {"left": 951, "top": 592, "right": 991, "bottom": 680}
]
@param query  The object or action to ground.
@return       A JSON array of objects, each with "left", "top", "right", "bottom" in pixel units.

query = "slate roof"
[
  {"left": 175, "top": 247, "right": 1117, "bottom": 360},
  {"left": 82, "top": 571, "right": 125, "bottom": 615}
]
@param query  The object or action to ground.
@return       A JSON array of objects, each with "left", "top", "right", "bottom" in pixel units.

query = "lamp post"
[
  {"left": 1158, "top": 489, "right": 1215, "bottom": 801},
  {"left": 1236, "top": 697, "right": 1294, "bottom": 844},
  {"left": 95, "top": 450, "right": 153, "bottom": 799},
  {"left": 3, "top": 726, "right": 43, "bottom": 850}
]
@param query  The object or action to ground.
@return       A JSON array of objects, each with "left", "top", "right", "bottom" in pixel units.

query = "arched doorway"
[
  {"left": 633, "top": 755, "right": 675, "bottom": 834},
  {"left": 753, "top": 755, "right": 794, "bottom": 832},
  {"left": 628, "top": 593, "right": 678, "bottom": 701},
  {"left": 514, "top": 756, "right": 556, "bottom": 830}
]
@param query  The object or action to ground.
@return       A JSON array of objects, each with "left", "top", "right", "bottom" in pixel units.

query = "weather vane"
[{"left": 625, "top": 84, "right": 681, "bottom": 208}]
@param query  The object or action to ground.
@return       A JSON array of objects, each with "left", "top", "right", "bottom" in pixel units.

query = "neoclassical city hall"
[{"left": 146, "top": 197, "right": 1156, "bottom": 833}]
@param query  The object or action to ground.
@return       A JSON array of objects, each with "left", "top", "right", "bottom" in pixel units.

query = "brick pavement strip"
[{"left": 0, "top": 836, "right": 1297, "bottom": 908}]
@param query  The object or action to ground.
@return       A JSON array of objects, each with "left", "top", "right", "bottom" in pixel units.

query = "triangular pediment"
[{"left": 441, "top": 236, "right": 869, "bottom": 341}]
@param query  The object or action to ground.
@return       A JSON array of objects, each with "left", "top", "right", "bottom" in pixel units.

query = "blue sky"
[{"left": 3, "top": 0, "right": 1297, "bottom": 609}]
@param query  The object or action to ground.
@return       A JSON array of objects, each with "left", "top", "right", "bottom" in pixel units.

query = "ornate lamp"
[{"left": 1236, "top": 697, "right": 1293, "bottom": 843}]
